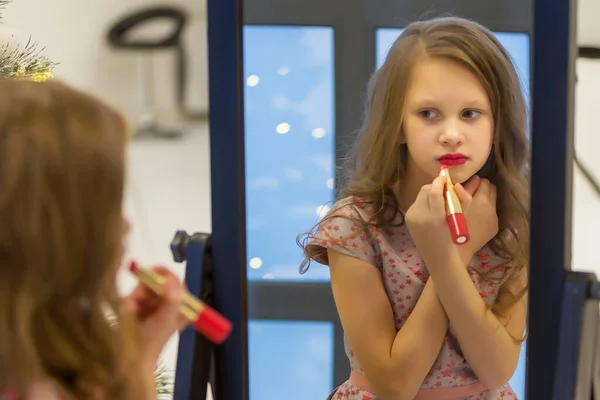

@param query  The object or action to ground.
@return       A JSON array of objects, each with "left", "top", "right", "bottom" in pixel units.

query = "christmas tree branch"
[
  {"left": 0, "top": 0, "right": 57, "bottom": 81},
  {"left": 0, "top": 37, "right": 57, "bottom": 80},
  {"left": 0, "top": 0, "right": 12, "bottom": 20},
  {"left": 155, "top": 362, "right": 175, "bottom": 399}
]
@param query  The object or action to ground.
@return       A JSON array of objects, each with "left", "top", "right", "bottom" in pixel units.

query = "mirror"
[{"left": 241, "top": 2, "right": 534, "bottom": 400}]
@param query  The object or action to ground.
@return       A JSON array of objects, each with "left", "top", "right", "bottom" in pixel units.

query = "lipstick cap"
[
  {"left": 447, "top": 213, "right": 469, "bottom": 245},
  {"left": 192, "top": 304, "right": 233, "bottom": 344}
]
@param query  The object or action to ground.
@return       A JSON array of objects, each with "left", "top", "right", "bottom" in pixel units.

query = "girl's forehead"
[{"left": 404, "top": 57, "right": 489, "bottom": 106}]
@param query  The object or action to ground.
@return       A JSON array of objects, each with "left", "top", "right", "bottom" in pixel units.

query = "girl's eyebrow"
[
  {"left": 408, "top": 97, "right": 489, "bottom": 109},
  {"left": 461, "top": 100, "right": 489, "bottom": 109}
]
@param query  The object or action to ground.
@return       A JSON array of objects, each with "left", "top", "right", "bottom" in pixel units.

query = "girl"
[
  {"left": 299, "top": 16, "right": 529, "bottom": 400},
  {"left": 0, "top": 79, "right": 189, "bottom": 399}
]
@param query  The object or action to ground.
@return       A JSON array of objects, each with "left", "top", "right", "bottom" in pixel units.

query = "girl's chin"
[
  {"left": 436, "top": 167, "right": 479, "bottom": 185},
  {"left": 431, "top": 169, "right": 466, "bottom": 184}
]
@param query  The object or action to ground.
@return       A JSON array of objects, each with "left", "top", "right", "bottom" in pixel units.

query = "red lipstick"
[
  {"left": 129, "top": 261, "right": 232, "bottom": 344},
  {"left": 438, "top": 165, "right": 469, "bottom": 245},
  {"left": 438, "top": 153, "right": 468, "bottom": 166}
]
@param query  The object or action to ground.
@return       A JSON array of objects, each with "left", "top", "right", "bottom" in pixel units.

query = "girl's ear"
[{"left": 399, "top": 130, "right": 407, "bottom": 144}]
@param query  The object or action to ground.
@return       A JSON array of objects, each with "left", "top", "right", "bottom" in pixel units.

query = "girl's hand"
[
  {"left": 454, "top": 176, "right": 499, "bottom": 265},
  {"left": 405, "top": 176, "right": 459, "bottom": 263},
  {"left": 122, "top": 266, "right": 189, "bottom": 366}
]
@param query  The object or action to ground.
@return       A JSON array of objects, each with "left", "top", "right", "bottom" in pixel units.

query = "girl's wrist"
[
  {"left": 139, "top": 358, "right": 159, "bottom": 399},
  {"left": 140, "top": 351, "right": 160, "bottom": 371},
  {"left": 418, "top": 241, "right": 454, "bottom": 267},
  {"left": 419, "top": 243, "right": 472, "bottom": 274},
  {"left": 457, "top": 247, "right": 474, "bottom": 268}
]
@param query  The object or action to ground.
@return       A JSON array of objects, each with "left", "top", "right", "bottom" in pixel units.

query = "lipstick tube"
[
  {"left": 438, "top": 165, "right": 470, "bottom": 245},
  {"left": 129, "top": 261, "right": 232, "bottom": 344}
]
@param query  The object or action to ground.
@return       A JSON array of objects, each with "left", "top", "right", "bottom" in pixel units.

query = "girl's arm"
[
  {"left": 404, "top": 175, "right": 526, "bottom": 390},
  {"left": 328, "top": 249, "right": 448, "bottom": 400},
  {"left": 140, "top": 360, "right": 159, "bottom": 400},
  {"left": 423, "top": 249, "right": 527, "bottom": 390}
]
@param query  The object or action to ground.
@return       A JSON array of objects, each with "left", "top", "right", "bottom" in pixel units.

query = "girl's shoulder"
[
  {"left": 329, "top": 196, "right": 372, "bottom": 214},
  {"left": 328, "top": 196, "right": 399, "bottom": 223},
  {"left": 306, "top": 196, "right": 382, "bottom": 267},
  {"left": 315, "top": 196, "right": 375, "bottom": 239}
]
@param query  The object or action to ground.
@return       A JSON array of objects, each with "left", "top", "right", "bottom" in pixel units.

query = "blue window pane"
[
  {"left": 494, "top": 32, "right": 531, "bottom": 99},
  {"left": 243, "top": 26, "right": 335, "bottom": 282},
  {"left": 376, "top": 28, "right": 530, "bottom": 400},
  {"left": 249, "top": 320, "right": 334, "bottom": 399},
  {"left": 375, "top": 28, "right": 530, "bottom": 98},
  {"left": 375, "top": 28, "right": 405, "bottom": 69},
  {"left": 510, "top": 342, "right": 527, "bottom": 399}
]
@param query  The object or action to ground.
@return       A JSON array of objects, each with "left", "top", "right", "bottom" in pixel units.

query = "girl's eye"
[
  {"left": 419, "top": 110, "right": 439, "bottom": 119},
  {"left": 462, "top": 110, "right": 482, "bottom": 119}
]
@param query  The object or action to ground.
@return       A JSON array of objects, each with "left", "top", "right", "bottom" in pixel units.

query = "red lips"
[{"left": 438, "top": 153, "right": 468, "bottom": 166}]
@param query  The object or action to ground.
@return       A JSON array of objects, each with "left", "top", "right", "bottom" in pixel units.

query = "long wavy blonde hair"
[
  {"left": 0, "top": 80, "right": 146, "bottom": 398},
  {"left": 299, "top": 16, "right": 530, "bottom": 319}
]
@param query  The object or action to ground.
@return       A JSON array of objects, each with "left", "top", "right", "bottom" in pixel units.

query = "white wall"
[
  {"left": 2, "top": 0, "right": 209, "bottom": 127},
  {"left": 578, "top": 0, "right": 600, "bottom": 48},
  {"left": 572, "top": 0, "right": 600, "bottom": 278},
  {"left": 572, "top": 58, "right": 600, "bottom": 273},
  {"left": 122, "top": 124, "right": 212, "bottom": 395}
]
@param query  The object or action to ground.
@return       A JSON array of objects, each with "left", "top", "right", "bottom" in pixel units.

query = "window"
[
  {"left": 244, "top": 25, "right": 339, "bottom": 399},
  {"left": 244, "top": 25, "right": 335, "bottom": 283}
]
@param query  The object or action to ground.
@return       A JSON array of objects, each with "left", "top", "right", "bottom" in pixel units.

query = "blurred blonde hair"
[{"left": 0, "top": 79, "right": 146, "bottom": 398}]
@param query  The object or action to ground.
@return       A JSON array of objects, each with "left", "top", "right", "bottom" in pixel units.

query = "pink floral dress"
[{"left": 308, "top": 197, "right": 519, "bottom": 400}]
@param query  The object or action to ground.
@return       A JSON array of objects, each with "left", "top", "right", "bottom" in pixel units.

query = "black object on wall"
[{"left": 107, "top": 6, "right": 207, "bottom": 140}]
